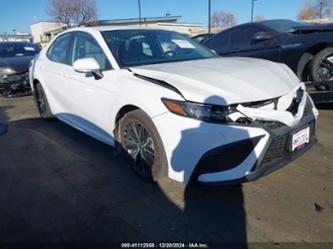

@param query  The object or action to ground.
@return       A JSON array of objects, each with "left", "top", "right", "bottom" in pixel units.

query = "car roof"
[
  {"left": 68, "top": 26, "right": 164, "bottom": 32},
  {"left": 256, "top": 19, "right": 296, "bottom": 24}
]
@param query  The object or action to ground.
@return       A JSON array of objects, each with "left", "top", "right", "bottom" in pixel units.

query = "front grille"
[
  {"left": 255, "top": 120, "right": 285, "bottom": 130},
  {"left": 0, "top": 72, "right": 29, "bottom": 91},
  {"left": 5, "top": 72, "right": 29, "bottom": 83},
  {"left": 253, "top": 98, "right": 315, "bottom": 171},
  {"left": 261, "top": 136, "right": 288, "bottom": 165},
  {"left": 255, "top": 120, "right": 315, "bottom": 171},
  {"left": 254, "top": 95, "right": 312, "bottom": 131}
]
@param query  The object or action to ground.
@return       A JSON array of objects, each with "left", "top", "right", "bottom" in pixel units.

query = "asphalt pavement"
[{"left": 0, "top": 96, "right": 332, "bottom": 248}]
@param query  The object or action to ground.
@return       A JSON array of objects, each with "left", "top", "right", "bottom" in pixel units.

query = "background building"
[
  {"left": 0, "top": 32, "right": 33, "bottom": 42},
  {"left": 30, "top": 16, "right": 209, "bottom": 45},
  {"left": 30, "top": 21, "right": 67, "bottom": 45}
]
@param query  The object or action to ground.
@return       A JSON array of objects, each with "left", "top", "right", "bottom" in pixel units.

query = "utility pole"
[
  {"left": 319, "top": 0, "right": 324, "bottom": 19},
  {"left": 208, "top": 0, "right": 211, "bottom": 34},
  {"left": 251, "top": 0, "right": 258, "bottom": 22},
  {"left": 138, "top": 0, "right": 142, "bottom": 26}
]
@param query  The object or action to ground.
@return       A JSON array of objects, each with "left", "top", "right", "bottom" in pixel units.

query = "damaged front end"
[
  {"left": 0, "top": 71, "right": 31, "bottom": 97},
  {"left": 224, "top": 84, "right": 318, "bottom": 183},
  {"left": 192, "top": 84, "right": 318, "bottom": 184},
  {"left": 229, "top": 84, "right": 318, "bottom": 126}
]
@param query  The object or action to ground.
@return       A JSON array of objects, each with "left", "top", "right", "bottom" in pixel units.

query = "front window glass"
[
  {"left": 102, "top": 30, "right": 216, "bottom": 67},
  {"left": 71, "top": 32, "right": 111, "bottom": 71},
  {"left": 230, "top": 27, "right": 263, "bottom": 49},
  {"left": 0, "top": 43, "right": 40, "bottom": 58}
]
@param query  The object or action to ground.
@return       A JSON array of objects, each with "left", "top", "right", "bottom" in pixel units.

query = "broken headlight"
[{"left": 162, "top": 98, "right": 234, "bottom": 122}]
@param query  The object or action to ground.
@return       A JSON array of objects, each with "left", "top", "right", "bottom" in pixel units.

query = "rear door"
[{"left": 42, "top": 32, "right": 73, "bottom": 112}]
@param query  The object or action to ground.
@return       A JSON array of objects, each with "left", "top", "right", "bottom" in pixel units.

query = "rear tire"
[
  {"left": 35, "top": 83, "right": 54, "bottom": 120},
  {"left": 117, "top": 109, "right": 168, "bottom": 181}
]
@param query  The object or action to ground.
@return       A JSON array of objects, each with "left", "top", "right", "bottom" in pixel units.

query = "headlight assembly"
[
  {"left": 0, "top": 67, "right": 16, "bottom": 76},
  {"left": 162, "top": 98, "right": 234, "bottom": 123}
]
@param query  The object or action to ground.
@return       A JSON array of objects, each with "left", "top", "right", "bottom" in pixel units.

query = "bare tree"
[
  {"left": 297, "top": 0, "right": 332, "bottom": 20},
  {"left": 211, "top": 10, "right": 237, "bottom": 27},
  {"left": 255, "top": 15, "right": 266, "bottom": 21},
  {"left": 314, "top": 0, "right": 332, "bottom": 18},
  {"left": 47, "top": 0, "right": 97, "bottom": 28}
]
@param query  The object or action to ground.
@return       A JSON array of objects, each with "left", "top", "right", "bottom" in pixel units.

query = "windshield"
[
  {"left": 102, "top": 30, "right": 216, "bottom": 67},
  {"left": 262, "top": 20, "right": 309, "bottom": 33},
  {"left": 0, "top": 43, "right": 40, "bottom": 58}
]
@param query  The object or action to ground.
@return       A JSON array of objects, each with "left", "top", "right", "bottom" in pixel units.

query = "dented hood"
[{"left": 131, "top": 57, "right": 300, "bottom": 105}]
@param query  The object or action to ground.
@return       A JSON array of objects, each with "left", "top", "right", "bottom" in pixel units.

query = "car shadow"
[
  {"left": 170, "top": 96, "right": 250, "bottom": 245},
  {"left": 0, "top": 102, "right": 248, "bottom": 247},
  {"left": 0, "top": 105, "right": 11, "bottom": 135}
]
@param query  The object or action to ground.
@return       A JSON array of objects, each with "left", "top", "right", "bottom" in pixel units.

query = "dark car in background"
[
  {"left": 0, "top": 42, "right": 40, "bottom": 97},
  {"left": 204, "top": 19, "right": 333, "bottom": 103},
  {"left": 192, "top": 33, "right": 215, "bottom": 44}
]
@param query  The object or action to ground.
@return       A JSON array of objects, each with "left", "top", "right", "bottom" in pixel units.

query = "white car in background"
[{"left": 30, "top": 26, "right": 318, "bottom": 185}]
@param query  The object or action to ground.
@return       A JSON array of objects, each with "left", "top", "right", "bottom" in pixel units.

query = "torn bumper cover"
[
  {"left": 194, "top": 84, "right": 318, "bottom": 184},
  {"left": 0, "top": 72, "right": 31, "bottom": 97}
]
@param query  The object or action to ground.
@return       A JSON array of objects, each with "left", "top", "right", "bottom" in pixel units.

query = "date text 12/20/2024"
[{"left": 121, "top": 242, "right": 209, "bottom": 248}]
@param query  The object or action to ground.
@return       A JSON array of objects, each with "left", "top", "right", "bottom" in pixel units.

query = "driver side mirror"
[
  {"left": 73, "top": 58, "right": 103, "bottom": 80},
  {"left": 252, "top": 31, "right": 273, "bottom": 42}
]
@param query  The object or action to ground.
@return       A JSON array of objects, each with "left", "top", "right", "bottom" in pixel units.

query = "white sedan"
[{"left": 30, "top": 26, "right": 318, "bottom": 185}]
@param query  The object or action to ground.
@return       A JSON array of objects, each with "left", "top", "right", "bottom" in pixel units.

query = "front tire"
[
  {"left": 117, "top": 109, "right": 168, "bottom": 181},
  {"left": 35, "top": 83, "right": 54, "bottom": 120},
  {"left": 310, "top": 48, "right": 333, "bottom": 89}
]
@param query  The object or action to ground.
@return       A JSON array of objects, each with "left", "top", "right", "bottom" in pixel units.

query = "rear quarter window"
[{"left": 47, "top": 33, "right": 72, "bottom": 65}]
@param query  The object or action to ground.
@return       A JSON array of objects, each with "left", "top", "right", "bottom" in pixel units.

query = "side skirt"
[{"left": 56, "top": 113, "right": 116, "bottom": 147}]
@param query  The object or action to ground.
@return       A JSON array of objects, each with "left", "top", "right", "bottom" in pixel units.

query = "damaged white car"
[{"left": 30, "top": 27, "right": 318, "bottom": 185}]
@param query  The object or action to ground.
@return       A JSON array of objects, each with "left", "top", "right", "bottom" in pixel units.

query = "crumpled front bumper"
[
  {"left": 0, "top": 72, "right": 31, "bottom": 97},
  {"left": 153, "top": 86, "right": 317, "bottom": 185},
  {"left": 195, "top": 95, "right": 317, "bottom": 185},
  {"left": 196, "top": 110, "right": 316, "bottom": 185}
]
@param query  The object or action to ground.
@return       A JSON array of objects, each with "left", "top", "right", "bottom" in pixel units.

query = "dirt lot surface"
[{"left": 0, "top": 96, "right": 332, "bottom": 248}]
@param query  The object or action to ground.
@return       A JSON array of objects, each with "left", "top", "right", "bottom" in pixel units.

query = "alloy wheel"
[
  {"left": 36, "top": 86, "right": 48, "bottom": 118},
  {"left": 123, "top": 120, "right": 155, "bottom": 178},
  {"left": 317, "top": 55, "right": 333, "bottom": 82}
]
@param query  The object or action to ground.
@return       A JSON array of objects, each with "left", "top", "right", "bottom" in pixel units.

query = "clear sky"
[{"left": 0, "top": 0, "right": 304, "bottom": 34}]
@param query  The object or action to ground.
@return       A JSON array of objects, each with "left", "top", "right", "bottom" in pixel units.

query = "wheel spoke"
[
  {"left": 141, "top": 149, "right": 155, "bottom": 166},
  {"left": 128, "top": 147, "right": 140, "bottom": 160},
  {"left": 130, "top": 122, "right": 140, "bottom": 140},
  {"left": 124, "top": 135, "right": 139, "bottom": 146}
]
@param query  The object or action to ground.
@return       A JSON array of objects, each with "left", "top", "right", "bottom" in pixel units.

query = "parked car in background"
[
  {"left": 0, "top": 42, "right": 40, "bottom": 97},
  {"left": 192, "top": 33, "right": 215, "bottom": 44},
  {"left": 30, "top": 27, "right": 317, "bottom": 185},
  {"left": 204, "top": 19, "right": 333, "bottom": 103}
]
